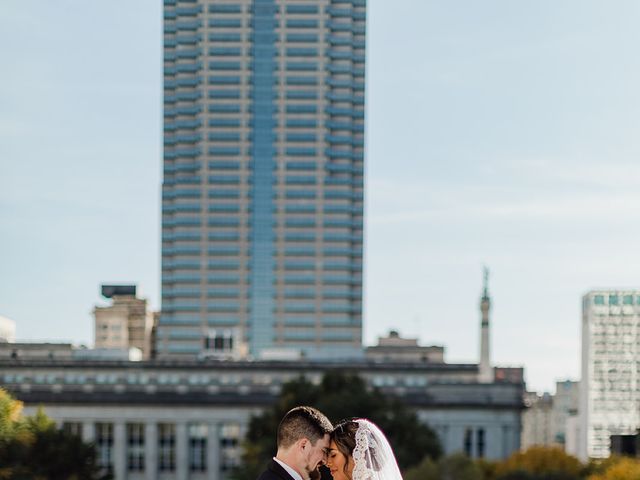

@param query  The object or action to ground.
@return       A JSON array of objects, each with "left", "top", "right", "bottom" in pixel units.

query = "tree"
[
  {"left": 231, "top": 371, "right": 442, "bottom": 480},
  {"left": 439, "top": 453, "right": 484, "bottom": 480},
  {"left": 0, "top": 388, "right": 109, "bottom": 480},
  {"left": 494, "top": 446, "right": 584, "bottom": 480},
  {"left": 404, "top": 453, "right": 483, "bottom": 480},
  {"left": 475, "top": 457, "right": 499, "bottom": 480},
  {"left": 587, "top": 457, "right": 640, "bottom": 480},
  {"left": 403, "top": 456, "right": 439, "bottom": 480},
  {"left": 0, "top": 388, "right": 29, "bottom": 442}
]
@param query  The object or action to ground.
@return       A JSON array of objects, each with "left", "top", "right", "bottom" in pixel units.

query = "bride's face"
[{"left": 326, "top": 440, "right": 354, "bottom": 480}]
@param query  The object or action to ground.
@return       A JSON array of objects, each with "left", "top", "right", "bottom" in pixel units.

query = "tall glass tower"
[{"left": 159, "top": 0, "right": 365, "bottom": 359}]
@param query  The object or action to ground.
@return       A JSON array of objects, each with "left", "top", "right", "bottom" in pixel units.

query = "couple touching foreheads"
[{"left": 257, "top": 406, "right": 403, "bottom": 480}]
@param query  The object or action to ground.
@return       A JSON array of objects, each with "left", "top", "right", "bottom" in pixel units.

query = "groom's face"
[{"left": 302, "top": 434, "right": 331, "bottom": 477}]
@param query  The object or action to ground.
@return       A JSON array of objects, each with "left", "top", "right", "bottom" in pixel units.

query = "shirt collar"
[{"left": 273, "top": 457, "right": 304, "bottom": 480}]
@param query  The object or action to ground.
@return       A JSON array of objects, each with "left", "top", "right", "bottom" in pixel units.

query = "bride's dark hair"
[{"left": 331, "top": 419, "right": 359, "bottom": 477}]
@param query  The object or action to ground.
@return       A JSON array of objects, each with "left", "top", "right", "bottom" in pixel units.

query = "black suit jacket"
[
  {"left": 256, "top": 460, "right": 333, "bottom": 480},
  {"left": 256, "top": 459, "right": 297, "bottom": 480}
]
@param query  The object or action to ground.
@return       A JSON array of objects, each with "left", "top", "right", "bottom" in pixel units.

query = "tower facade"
[
  {"left": 478, "top": 267, "right": 492, "bottom": 382},
  {"left": 159, "top": 0, "right": 366, "bottom": 359},
  {"left": 580, "top": 290, "right": 640, "bottom": 460},
  {"left": 94, "top": 285, "right": 155, "bottom": 360}
]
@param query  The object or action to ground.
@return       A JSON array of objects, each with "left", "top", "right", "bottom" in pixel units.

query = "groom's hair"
[{"left": 277, "top": 406, "right": 333, "bottom": 449}]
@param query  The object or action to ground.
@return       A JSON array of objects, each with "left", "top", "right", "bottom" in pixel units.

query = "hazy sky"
[{"left": 2, "top": 1, "right": 639, "bottom": 393}]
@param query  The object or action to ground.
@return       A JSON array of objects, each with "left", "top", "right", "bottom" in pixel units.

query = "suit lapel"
[{"left": 268, "top": 459, "right": 297, "bottom": 480}]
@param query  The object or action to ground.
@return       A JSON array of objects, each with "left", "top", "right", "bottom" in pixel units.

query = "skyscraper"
[
  {"left": 579, "top": 290, "right": 640, "bottom": 459},
  {"left": 158, "top": 0, "right": 366, "bottom": 359}
]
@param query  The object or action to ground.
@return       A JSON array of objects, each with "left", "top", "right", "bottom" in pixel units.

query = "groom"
[{"left": 256, "top": 406, "right": 333, "bottom": 480}]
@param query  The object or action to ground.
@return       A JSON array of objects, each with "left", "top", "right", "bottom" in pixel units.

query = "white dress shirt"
[{"left": 273, "top": 457, "right": 304, "bottom": 480}]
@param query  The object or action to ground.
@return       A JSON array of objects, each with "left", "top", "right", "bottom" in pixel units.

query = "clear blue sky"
[{"left": 2, "top": 1, "right": 639, "bottom": 393}]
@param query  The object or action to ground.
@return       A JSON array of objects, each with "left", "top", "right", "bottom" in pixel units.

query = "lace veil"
[{"left": 351, "top": 419, "right": 403, "bottom": 480}]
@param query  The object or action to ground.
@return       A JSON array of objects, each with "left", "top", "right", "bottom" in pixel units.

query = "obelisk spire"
[{"left": 479, "top": 266, "right": 492, "bottom": 383}]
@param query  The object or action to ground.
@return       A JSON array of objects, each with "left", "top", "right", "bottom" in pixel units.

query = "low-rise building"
[
  {"left": 521, "top": 380, "right": 579, "bottom": 451},
  {"left": 365, "top": 330, "right": 444, "bottom": 363},
  {"left": 0, "top": 341, "right": 74, "bottom": 360},
  {"left": 94, "top": 285, "right": 155, "bottom": 359},
  {"left": 0, "top": 342, "right": 145, "bottom": 362},
  {"left": 1, "top": 357, "right": 524, "bottom": 479},
  {"left": 552, "top": 380, "right": 579, "bottom": 447},
  {"left": 521, "top": 392, "right": 554, "bottom": 448},
  {"left": 0, "top": 315, "right": 16, "bottom": 342}
]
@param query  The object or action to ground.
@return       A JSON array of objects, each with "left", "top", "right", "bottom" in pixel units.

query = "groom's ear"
[{"left": 297, "top": 437, "right": 309, "bottom": 451}]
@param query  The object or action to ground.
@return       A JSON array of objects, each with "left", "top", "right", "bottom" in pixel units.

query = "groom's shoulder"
[{"left": 257, "top": 459, "right": 294, "bottom": 480}]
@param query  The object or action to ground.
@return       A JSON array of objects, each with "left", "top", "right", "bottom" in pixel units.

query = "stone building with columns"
[{"left": 1, "top": 357, "right": 523, "bottom": 479}]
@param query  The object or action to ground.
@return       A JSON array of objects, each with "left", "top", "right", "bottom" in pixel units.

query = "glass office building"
[{"left": 159, "top": 0, "right": 366, "bottom": 358}]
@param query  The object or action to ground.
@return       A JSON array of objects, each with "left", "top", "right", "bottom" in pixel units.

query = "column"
[
  {"left": 176, "top": 422, "right": 188, "bottom": 480},
  {"left": 440, "top": 425, "right": 450, "bottom": 456},
  {"left": 207, "top": 422, "right": 220, "bottom": 480},
  {"left": 512, "top": 423, "right": 521, "bottom": 455},
  {"left": 82, "top": 421, "right": 95, "bottom": 443},
  {"left": 452, "top": 425, "right": 465, "bottom": 457},
  {"left": 501, "top": 425, "right": 510, "bottom": 459},
  {"left": 114, "top": 422, "right": 126, "bottom": 480},
  {"left": 145, "top": 422, "right": 157, "bottom": 480},
  {"left": 485, "top": 425, "right": 499, "bottom": 460}
]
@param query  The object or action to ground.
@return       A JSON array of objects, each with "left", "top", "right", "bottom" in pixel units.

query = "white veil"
[{"left": 351, "top": 419, "right": 403, "bottom": 480}]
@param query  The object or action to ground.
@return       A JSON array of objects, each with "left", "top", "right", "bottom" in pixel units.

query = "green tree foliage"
[
  {"left": 439, "top": 453, "right": 484, "bottom": 480},
  {"left": 231, "top": 371, "right": 442, "bottom": 480},
  {"left": 0, "top": 388, "right": 29, "bottom": 442},
  {"left": 0, "top": 388, "right": 109, "bottom": 480},
  {"left": 404, "top": 452, "right": 483, "bottom": 480},
  {"left": 475, "top": 457, "right": 499, "bottom": 480},
  {"left": 403, "top": 456, "right": 439, "bottom": 480},
  {"left": 496, "top": 472, "right": 581, "bottom": 480}
]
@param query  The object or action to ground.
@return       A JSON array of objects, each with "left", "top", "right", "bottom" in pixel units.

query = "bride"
[{"left": 325, "top": 418, "right": 403, "bottom": 480}]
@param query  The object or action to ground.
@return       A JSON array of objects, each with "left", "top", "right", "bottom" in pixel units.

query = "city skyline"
[{"left": 3, "top": 1, "right": 640, "bottom": 392}]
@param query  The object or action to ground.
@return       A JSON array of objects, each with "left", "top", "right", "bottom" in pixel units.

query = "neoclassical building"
[{"left": 1, "top": 357, "right": 523, "bottom": 480}]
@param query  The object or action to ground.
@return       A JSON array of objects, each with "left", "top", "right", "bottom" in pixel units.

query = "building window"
[
  {"left": 62, "top": 422, "right": 82, "bottom": 437},
  {"left": 158, "top": 423, "right": 176, "bottom": 472},
  {"left": 189, "top": 423, "right": 208, "bottom": 472},
  {"left": 127, "top": 423, "right": 145, "bottom": 472},
  {"left": 594, "top": 295, "right": 605, "bottom": 305},
  {"left": 95, "top": 423, "right": 114, "bottom": 475},
  {"left": 464, "top": 428, "right": 472, "bottom": 456},
  {"left": 220, "top": 423, "right": 241, "bottom": 471},
  {"left": 477, "top": 428, "right": 485, "bottom": 458},
  {"left": 204, "top": 329, "right": 234, "bottom": 352}
]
